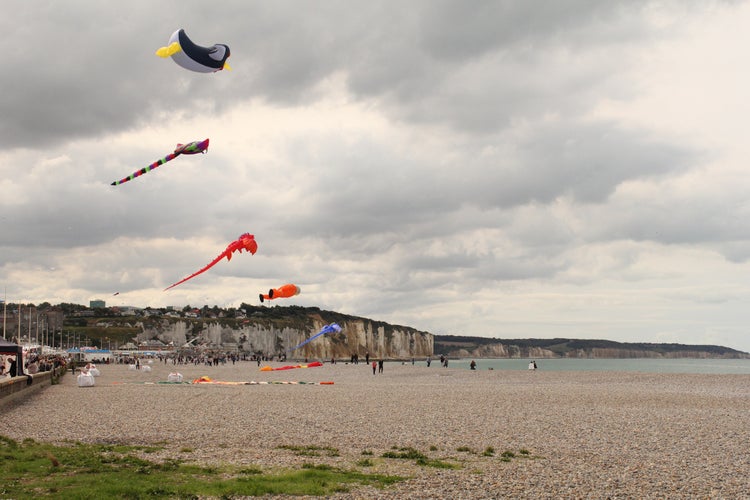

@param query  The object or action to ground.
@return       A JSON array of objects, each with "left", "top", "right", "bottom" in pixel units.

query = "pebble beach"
[{"left": 1, "top": 360, "right": 749, "bottom": 499}]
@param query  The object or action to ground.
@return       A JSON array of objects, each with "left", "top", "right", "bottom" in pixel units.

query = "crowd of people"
[
  {"left": 1, "top": 353, "right": 69, "bottom": 378},
  {"left": 2, "top": 349, "right": 535, "bottom": 380}
]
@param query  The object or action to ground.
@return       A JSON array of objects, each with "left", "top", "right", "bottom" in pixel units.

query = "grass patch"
[
  {"left": 0, "top": 436, "right": 403, "bottom": 498},
  {"left": 382, "top": 447, "right": 427, "bottom": 460},
  {"left": 482, "top": 446, "right": 495, "bottom": 457},
  {"left": 498, "top": 448, "right": 541, "bottom": 462},
  {"left": 456, "top": 446, "right": 474, "bottom": 454},
  {"left": 277, "top": 444, "right": 340, "bottom": 457},
  {"left": 382, "top": 446, "right": 459, "bottom": 469},
  {"left": 415, "top": 457, "right": 460, "bottom": 469}
]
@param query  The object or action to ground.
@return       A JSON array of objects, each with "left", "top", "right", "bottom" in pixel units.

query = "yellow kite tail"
[
  {"left": 223, "top": 61, "right": 232, "bottom": 71},
  {"left": 155, "top": 42, "right": 182, "bottom": 58}
]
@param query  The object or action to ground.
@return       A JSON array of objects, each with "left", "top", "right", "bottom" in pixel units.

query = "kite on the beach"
[
  {"left": 191, "top": 376, "right": 332, "bottom": 385},
  {"left": 191, "top": 376, "right": 247, "bottom": 385},
  {"left": 111, "top": 139, "right": 209, "bottom": 186},
  {"left": 156, "top": 29, "right": 231, "bottom": 73},
  {"left": 259, "top": 283, "right": 301, "bottom": 303},
  {"left": 260, "top": 361, "right": 323, "bottom": 371},
  {"left": 165, "top": 233, "right": 258, "bottom": 290},
  {"left": 287, "top": 324, "right": 342, "bottom": 353}
]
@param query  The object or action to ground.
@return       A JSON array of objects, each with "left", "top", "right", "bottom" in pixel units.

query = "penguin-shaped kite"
[{"left": 156, "top": 29, "right": 231, "bottom": 73}]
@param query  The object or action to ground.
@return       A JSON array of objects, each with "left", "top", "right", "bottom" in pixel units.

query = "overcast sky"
[{"left": 2, "top": 1, "right": 750, "bottom": 352}]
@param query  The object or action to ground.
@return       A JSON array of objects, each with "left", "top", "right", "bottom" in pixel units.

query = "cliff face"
[
  {"left": 435, "top": 338, "right": 750, "bottom": 359},
  {"left": 444, "top": 344, "right": 558, "bottom": 359},
  {"left": 134, "top": 318, "right": 433, "bottom": 360},
  {"left": 107, "top": 310, "right": 747, "bottom": 360}
]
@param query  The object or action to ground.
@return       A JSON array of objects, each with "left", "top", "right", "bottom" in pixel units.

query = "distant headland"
[{"left": 434, "top": 335, "right": 749, "bottom": 359}]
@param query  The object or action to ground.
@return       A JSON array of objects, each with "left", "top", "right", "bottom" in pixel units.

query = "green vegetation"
[
  {"left": 0, "top": 437, "right": 403, "bottom": 498},
  {"left": 381, "top": 446, "right": 459, "bottom": 469},
  {"left": 498, "top": 448, "right": 540, "bottom": 463},
  {"left": 382, "top": 446, "right": 427, "bottom": 460},
  {"left": 277, "top": 444, "right": 340, "bottom": 457}
]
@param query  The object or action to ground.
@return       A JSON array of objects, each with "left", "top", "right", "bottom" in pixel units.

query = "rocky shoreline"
[{"left": 1, "top": 360, "right": 748, "bottom": 498}]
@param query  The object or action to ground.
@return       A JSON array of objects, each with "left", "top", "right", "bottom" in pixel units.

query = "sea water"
[{"left": 430, "top": 357, "right": 750, "bottom": 374}]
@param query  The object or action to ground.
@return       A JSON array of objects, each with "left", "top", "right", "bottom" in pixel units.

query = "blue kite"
[{"left": 288, "top": 323, "right": 342, "bottom": 352}]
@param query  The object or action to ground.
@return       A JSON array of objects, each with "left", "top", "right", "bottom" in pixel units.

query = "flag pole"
[{"left": 2, "top": 288, "right": 6, "bottom": 340}]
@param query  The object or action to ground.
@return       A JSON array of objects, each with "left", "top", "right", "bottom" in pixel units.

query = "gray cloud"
[{"left": 2, "top": 1, "right": 749, "bottom": 352}]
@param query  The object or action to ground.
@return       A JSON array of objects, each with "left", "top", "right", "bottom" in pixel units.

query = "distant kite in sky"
[
  {"left": 288, "top": 323, "right": 342, "bottom": 353},
  {"left": 165, "top": 233, "right": 257, "bottom": 291},
  {"left": 111, "top": 139, "right": 209, "bottom": 186},
  {"left": 156, "top": 29, "right": 231, "bottom": 73},
  {"left": 259, "top": 283, "right": 301, "bottom": 303}
]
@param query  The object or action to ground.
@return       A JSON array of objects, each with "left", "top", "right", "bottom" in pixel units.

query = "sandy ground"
[{"left": 1, "top": 359, "right": 749, "bottom": 499}]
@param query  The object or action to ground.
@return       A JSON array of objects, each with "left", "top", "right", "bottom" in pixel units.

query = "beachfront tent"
[{"left": 0, "top": 337, "right": 25, "bottom": 376}]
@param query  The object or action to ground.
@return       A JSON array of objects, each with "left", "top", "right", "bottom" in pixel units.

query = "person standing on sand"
[
  {"left": 378, "top": 359, "right": 384, "bottom": 374},
  {"left": 372, "top": 361, "right": 376, "bottom": 375},
  {"left": 470, "top": 360, "right": 476, "bottom": 370}
]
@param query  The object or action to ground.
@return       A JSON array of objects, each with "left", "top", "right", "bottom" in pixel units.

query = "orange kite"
[{"left": 259, "top": 283, "right": 300, "bottom": 303}]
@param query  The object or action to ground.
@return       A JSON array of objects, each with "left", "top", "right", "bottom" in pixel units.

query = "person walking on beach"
[
  {"left": 470, "top": 360, "right": 476, "bottom": 370},
  {"left": 372, "top": 361, "right": 376, "bottom": 375},
  {"left": 378, "top": 359, "right": 384, "bottom": 374}
]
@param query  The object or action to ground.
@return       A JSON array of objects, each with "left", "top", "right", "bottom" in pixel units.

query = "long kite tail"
[
  {"left": 111, "top": 152, "right": 180, "bottom": 186},
  {"left": 287, "top": 331, "right": 325, "bottom": 352},
  {"left": 287, "top": 324, "right": 341, "bottom": 352},
  {"left": 164, "top": 251, "right": 229, "bottom": 291}
]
